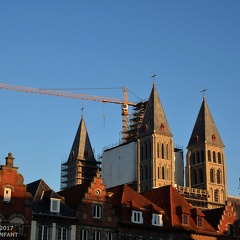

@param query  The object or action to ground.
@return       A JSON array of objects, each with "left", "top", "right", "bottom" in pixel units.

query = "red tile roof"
[{"left": 141, "top": 185, "right": 217, "bottom": 234}]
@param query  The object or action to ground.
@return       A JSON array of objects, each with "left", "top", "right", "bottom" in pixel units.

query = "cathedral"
[{"left": 61, "top": 83, "right": 227, "bottom": 210}]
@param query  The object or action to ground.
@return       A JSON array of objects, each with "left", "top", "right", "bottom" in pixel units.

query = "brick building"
[{"left": 0, "top": 152, "right": 32, "bottom": 239}]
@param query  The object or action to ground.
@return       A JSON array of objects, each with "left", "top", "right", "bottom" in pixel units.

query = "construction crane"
[{"left": 0, "top": 83, "right": 136, "bottom": 142}]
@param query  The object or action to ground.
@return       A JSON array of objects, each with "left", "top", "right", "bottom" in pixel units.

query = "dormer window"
[
  {"left": 160, "top": 123, "right": 165, "bottom": 132},
  {"left": 50, "top": 198, "right": 60, "bottom": 213},
  {"left": 152, "top": 213, "right": 163, "bottom": 226},
  {"left": 131, "top": 211, "right": 143, "bottom": 224},
  {"left": 4, "top": 187, "right": 12, "bottom": 202}
]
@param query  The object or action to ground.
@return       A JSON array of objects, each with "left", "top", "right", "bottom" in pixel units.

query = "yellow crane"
[{"left": 0, "top": 83, "right": 136, "bottom": 142}]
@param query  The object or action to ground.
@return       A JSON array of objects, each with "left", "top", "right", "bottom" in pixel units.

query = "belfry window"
[
  {"left": 218, "top": 152, "right": 221, "bottom": 164},
  {"left": 213, "top": 151, "right": 216, "bottom": 163},
  {"left": 210, "top": 169, "right": 214, "bottom": 183},
  {"left": 217, "top": 169, "right": 221, "bottom": 184},
  {"left": 208, "top": 150, "right": 211, "bottom": 162}
]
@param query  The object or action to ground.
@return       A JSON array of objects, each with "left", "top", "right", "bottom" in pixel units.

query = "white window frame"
[
  {"left": 152, "top": 213, "right": 163, "bottom": 226},
  {"left": 81, "top": 229, "right": 88, "bottom": 240},
  {"left": 50, "top": 198, "right": 60, "bottom": 213},
  {"left": 57, "top": 227, "right": 67, "bottom": 240},
  {"left": 93, "top": 204, "right": 102, "bottom": 219},
  {"left": 38, "top": 225, "right": 49, "bottom": 240},
  {"left": 107, "top": 232, "right": 113, "bottom": 240},
  {"left": 93, "top": 230, "right": 101, "bottom": 240},
  {"left": 4, "top": 187, "right": 12, "bottom": 202},
  {"left": 131, "top": 211, "right": 143, "bottom": 224}
]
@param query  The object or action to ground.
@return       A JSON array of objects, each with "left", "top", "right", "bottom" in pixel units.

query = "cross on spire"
[
  {"left": 151, "top": 71, "right": 157, "bottom": 85},
  {"left": 80, "top": 104, "right": 85, "bottom": 118},
  {"left": 200, "top": 86, "right": 207, "bottom": 99}
]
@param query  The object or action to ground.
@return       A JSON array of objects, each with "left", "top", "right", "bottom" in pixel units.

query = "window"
[
  {"left": 3, "top": 187, "right": 12, "bottom": 202},
  {"left": 161, "top": 143, "right": 164, "bottom": 159},
  {"left": 152, "top": 214, "right": 163, "bottom": 226},
  {"left": 210, "top": 168, "right": 214, "bottom": 183},
  {"left": 57, "top": 227, "right": 67, "bottom": 240},
  {"left": 213, "top": 151, "right": 216, "bottom": 163},
  {"left": 145, "top": 165, "right": 148, "bottom": 180},
  {"left": 192, "top": 153, "right": 196, "bottom": 165},
  {"left": 131, "top": 211, "right": 143, "bottom": 224},
  {"left": 199, "top": 168, "right": 203, "bottom": 183},
  {"left": 217, "top": 169, "right": 221, "bottom": 184},
  {"left": 182, "top": 214, "right": 189, "bottom": 225},
  {"left": 197, "top": 151, "right": 200, "bottom": 163},
  {"left": 197, "top": 217, "right": 203, "bottom": 227},
  {"left": 157, "top": 143, "right": 160, "bottom": 158},
  {"left": 208, "top": 150, "right": 211, "bottom": 162},
  {"left": 218, "top": 152, "right": 221, "bottom": 164},
  {"left": 93, "top": 205, "right": 102, "bottom": 219},
  {"left": 201, "top": 150, "right": 204, "bottom": 162},
  {"left": 81, "top": 229, "right": 88, "bottom": 240},
  {"left": 50, "top": 198, "right": 60, "bottom": 212},
  {"left": 38, "top": 225, "right": 49, "bottom": 240},
  {"left": 93, "top": 230, "right": 101, "bottom": 240},
  {"left": 193, "top": 169, "right": 197, "bottom": 185},
  {"left": 214, "top": 189, "right": 219, "bottom": 202},
  {"left": 107, "top": 232, "right": 113, "bottom": 240},
  {"left": 162, "top": 166, "right": 165, "bottom": 180}
]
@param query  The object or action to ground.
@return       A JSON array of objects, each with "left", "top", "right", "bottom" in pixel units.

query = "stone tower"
[
  {"left": 185, "top": 96, "right": 227, "bottom": 209},
  {"left": 61, "top": 115, "right": 100, "bottom": 190},
  {"left": 137, "top": 83, "right": 175, "bottom": 191}
]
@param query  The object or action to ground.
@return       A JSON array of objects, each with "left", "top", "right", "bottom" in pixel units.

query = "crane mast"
[{"left": 0, "top": 83, "right": 136, "bottom": 142}]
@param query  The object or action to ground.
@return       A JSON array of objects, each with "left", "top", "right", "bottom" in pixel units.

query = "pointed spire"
[
  {"left": 188, "top": 98, "right": 224, "bottom": 147},
  {"left": 138, "top": 84, "right": 172, "bottom": 137},
  {"left": 68, "top": 117, "right": 96, "bottom": 162}
]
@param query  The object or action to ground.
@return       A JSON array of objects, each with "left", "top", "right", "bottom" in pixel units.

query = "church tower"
[
  {"left": 137, "top": 83, "right": 175, "bottom": 191},
  {"left": 61, "top": 115, "right": 100, "bottom": 190},
  {"left": 186, "top": 96, "right": 227, "bottom": 209}
]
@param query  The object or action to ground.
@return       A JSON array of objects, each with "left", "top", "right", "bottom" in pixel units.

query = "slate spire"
[
  {"left": 187, "top": 97, "right": 224, "bottom": 148},
  {"left": 138, "top": 83, "right": 172, "bottom": 137}
]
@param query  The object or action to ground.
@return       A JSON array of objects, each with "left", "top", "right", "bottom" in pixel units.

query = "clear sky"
[{"left": 0, "top": 1, "right": 239, "bottom": 195}]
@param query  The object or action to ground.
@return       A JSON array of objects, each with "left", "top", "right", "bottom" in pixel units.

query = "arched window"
[
  {"left": 193, "top": 170, "right": 197, "bottom": 185},
  {"left": 145, "top": 165, "right": 148, "bottom": 180},
  {"left": 214, "top": 189, "right": 219, "bottom": 202},
  {"left": 217, "top": 169, "right": 221, "bottom": 184},
  {"left": 208, "top": 150, "right": 211, "bottom": 162},
  {"left": 218, "top": 152, "right": 221, "bottom": 164},
  {"left": 149, "top": 142, "right": 152, "bottom": 159},
  {"left": 162, "top": 166, "right": 165, "bottom": 180},
  {"left": 201, "top": 150, "right": 204, "bottom": 162},
  {"left": 192, "top": 153, "right": 196, "bottom": 165},
  {"left": 166, "top": 144, "right": 169, "bottom": 160},
  {"left": 213, "top": 151, "right": 216, "bottom": 163},
  {"left": 145, "top": 142, "right": 148, "bottom": 159},
  {"left": 157, "top": 166, "right": 160, "bottom": 179},
  {"left": 157, "top": 143, "right": 160, "bottom": 158},
  {"left": 210, "top": 168, "right": 214, "bottom": 183},
  {"left": 161, "top": 143, "right": 164, "bottom": 159},
  {"left": 197, "top": 151, "right": 200, "bottom": 163},
  {"left": 199, "top": 168, "right": 203, "bottom": 183}
]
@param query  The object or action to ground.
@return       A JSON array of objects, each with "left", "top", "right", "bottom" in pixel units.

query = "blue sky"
[{"left": 0, "top": 1, "right": 239, "bottom": 195}]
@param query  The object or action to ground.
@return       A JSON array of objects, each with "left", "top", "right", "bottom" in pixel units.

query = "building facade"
[{"left": 0, "top": 152, "right": 32, "bottom": 239}]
